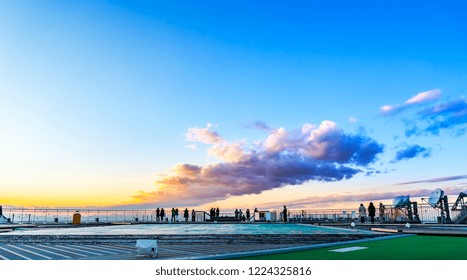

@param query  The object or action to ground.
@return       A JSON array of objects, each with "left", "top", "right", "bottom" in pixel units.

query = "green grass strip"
[{"left": 233, "top": 236, "right": 467, "bottom": 260}]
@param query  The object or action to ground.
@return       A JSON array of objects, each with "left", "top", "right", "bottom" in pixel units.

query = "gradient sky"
[{"left": 1, "top": 1, "right": 466, "bottom": 210}]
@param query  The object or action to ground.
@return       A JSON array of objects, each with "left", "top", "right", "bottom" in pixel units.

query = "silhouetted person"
[
  {"left": 192, "top": 209, "right": 196, "bottom": 222},
  {"left": 242, "top": 214, "right": 246, "bottom": 222},
  {"left": 234, "top": 209, "right": 239, "bottom": 219},
  {"left": 160, "top": 208, "right": 165, "bottom": 222},
  {"left": 379, "top": 203, "right": 385, "bottom": 223},
  {"left": 175, "top": 208, "right": 179, "bottom": 222},
  {"left": 156, "top": 208, "right": 160, "bottom": 222},
  {"left": 368, "top": 202, "right": 376, "bottom": 224},
  {"left": 216, "top": 207, "right": 220, "bottom": 217},
  {"left": 239, "top": 209, "right": 243, "bottom": 221},
  {"left": 171, "top": 208, "right": 176, "bottom": 222},
  {"left": 184, "top": 208, "right": 189, "bottom": 222},
  {"left": 359, "top": 203, "right": 366, "bottom": 223},
  {"left": 246, "top": 209, "right": 250, "bottom": 221},
  {"left": 283, "top": 206, "right": 288, "bottom": 222}
]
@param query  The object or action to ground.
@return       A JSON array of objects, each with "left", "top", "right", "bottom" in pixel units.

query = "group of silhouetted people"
[
  {"left": 209, "top": 207, "right": 220, "bottom": 218},
  {"left": 233, "top": 208, "right": 252, "bottom": 222},
  {"left": 358, "top": 202, "right": 386, "bottom": 224},
  {"left": 155, "top": 207, "right": 196, "bottom": 222}
]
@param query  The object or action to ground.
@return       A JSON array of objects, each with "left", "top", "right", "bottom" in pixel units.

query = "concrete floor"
[{"left": 0, "top": 242, "right": 308, "bottom": 260}]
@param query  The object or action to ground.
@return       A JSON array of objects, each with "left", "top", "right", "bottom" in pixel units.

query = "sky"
[{"left": 1, "top": 0, "right": 467, "bottom": 210}]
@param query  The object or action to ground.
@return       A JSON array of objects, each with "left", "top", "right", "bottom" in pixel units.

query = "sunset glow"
[{"left": 1, "top": 1, "right": 466, "bottom": 211}]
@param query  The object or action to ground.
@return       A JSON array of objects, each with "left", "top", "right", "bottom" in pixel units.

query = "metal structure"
[
  {"left": 422, "top": 188, "right": 451, "bottom": 223},
  {"left": 451, "top": 192, "right": 467, "bottom": 224},
  {"left": 0, "top": 205, "right": 9, "bottom": 224},
  {"left": 392, "top": 195, "right": 420, "bottom": 223}
]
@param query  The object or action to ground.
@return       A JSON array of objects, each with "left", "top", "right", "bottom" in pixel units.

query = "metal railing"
[
  {"left": 2, "top": 209, "right": 158, "bottom": 224},
  {"left": 2, "top": 204, "right": 466, "bottom": 225}
]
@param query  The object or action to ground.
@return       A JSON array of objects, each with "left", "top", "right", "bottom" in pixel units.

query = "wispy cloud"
[
  {"left": 391, "top": 144, "right": 431, "bottom": 163},
  {"left": 406, "top": 98, "right": 467, "bottom": 137},
  {"left": 380, "top": 89, "right": 441, "bottom": 116},
  {"left": 132, "top": 121, "right": 384, "bottom": 207},
  {"left": 395, "top": 175, "right": 467, "bottom": 185},
  {"left": 245, "top": 121, "right": 275, "bottom": 132},
  {"left": 257, "top": 187, "right": 466, "bottom": 209},
  {"left": 185, "top": 125, "right": 223, "bottom": 144}
]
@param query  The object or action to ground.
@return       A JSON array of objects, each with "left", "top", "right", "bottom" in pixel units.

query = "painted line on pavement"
[
  {"left": 7, "top": 245, "right": 52, "bottom": 260},
  {"left": 59, "top": 245, "right": 103, "bottom": 256},
  {"left": 23, "top": 244, "right": 71, "bottom": 259},
  {"left": 36, "top": 244, "right": 87, "bottom": 258},
  {"left": 0, "top": 246, "right": 32, "bottom": 260}
]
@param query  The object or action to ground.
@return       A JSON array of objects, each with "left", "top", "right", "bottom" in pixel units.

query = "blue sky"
[{"left": 1, "top": 1, "right": 466, "bottom": 209}]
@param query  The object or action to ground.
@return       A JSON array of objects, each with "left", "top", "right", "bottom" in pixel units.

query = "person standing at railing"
[
  {"left": 379, "top": 203, "right": 385, "bottom": 223},
  {"left": 191, "top": 209, "right": 196, "bottom": 222},
  {"left": 246, "top": 209, "right": 250, "bottom": 221},
  {"left": 358, "top": 203, "right": 366, "bottom": 223},
  {"left": 209, "top": 208, "right": 215, "bottom": 219},
  {"left": 175, "top": 208, "right": 179, "bottom": 222},
  {"left": 238, "top": 209, "right": 243, "bottom": 221},
  {"left": 183, "top": 208, "right": 189, "bottom": 222},
  {"left": 160, "top": 208, "right": 165, "bottom": 222},
  {"left": 368, "top": 202, "right": 376, "bottom": 224},
  {"left": 283, "top": 206, "right": 288, "bottom": 222},
  {"left": 156, "top": 208, "right": 160, "bottom": 222},
  {"left": 234, "top": 209, "right": 239, "bottom": 219},
  {"left": 216, "top": 207, "right": 220, "bottom": 218},
  {"left": 171, "top": 208, "right": 176, "bottom": 222}
]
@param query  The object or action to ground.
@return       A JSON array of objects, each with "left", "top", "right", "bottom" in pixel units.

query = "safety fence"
[{"left": 1, "top": 203, "right": 465, "bottom": 224}]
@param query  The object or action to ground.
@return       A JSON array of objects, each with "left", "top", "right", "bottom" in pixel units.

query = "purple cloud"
[
  {"left": 256, "top": 187, "right": 467, "bottom": 209},
  {"left": 395, "top": 175, "right": 467, "bottom": 185},
  {"left": 392, "top": 144, "right": 431, "bottom": 162},
  {"left": 407, "top": 98, "right": 467, "bottom": 136},
  {"left": 245, "top": 121, "right": 275, "bottom": 131},
  {"left": 132, "top": 121, "right": 384, "bottom": 206}
]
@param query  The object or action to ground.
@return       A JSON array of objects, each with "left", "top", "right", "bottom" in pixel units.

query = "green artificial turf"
[{"left": 233, "top": 236, "right": 467, "bottom": 260}]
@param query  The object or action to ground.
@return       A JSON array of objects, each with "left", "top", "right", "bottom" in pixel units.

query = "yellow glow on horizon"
[{"left": 2, "top": 190, "right": 129, "bottom": 208}]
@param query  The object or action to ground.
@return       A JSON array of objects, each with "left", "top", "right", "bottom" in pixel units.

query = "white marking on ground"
[
  {"left": 329, "top": 246, "right": 368, "bottom": 253},
  {"left": 36, "top": 244, "right": 87, "bottom": 257},
  {"left": 0, "top": 245, "right": 32, "bottom": 260},
  {"left": 111, "top": 244, "right": 134, "bottom": 249},
  {"left": 60, "top": 245, "right": 103, "bottom": 256},
  {"left": 99, "top": 245, "right": 136, "bottom": 253},
  {"left": 78, "top": 245, "right": 119, "bottom": 255},
  {"left": 7, "top": 245, "right": 53, "bottom": 260},
  {"left": 0, "top": 254, "right": 10, "bottom": 260},
  {"left": 23, "top": 244, "right": 71, "bottom": 259}
]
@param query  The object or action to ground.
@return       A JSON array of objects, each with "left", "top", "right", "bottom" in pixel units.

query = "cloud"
[
  {"left": 391, "top": 144, "right": 431, "bottom": 163},
  {"left": 405, "top": 89, "right": 441, "bottom": 105},
  {"left": 264, "top": 121, "right": 384, "bottom": 165},
  {"left": 406, "top": 98, "right": 467, "bottom": 136},
  {"left": 395, "top": 175, "right": 467, "bottom": 185},
  {"left": 245, "top": 121, "right": 275, "bottom": 132},
  {"left": 380, "top": 89, "right": 441, "bottom": 116},
  {"left": 132, "top": 121, "right": 384, "bottom": 207},
  {"left": 185, "top": 126, "right": 223, "bottom": 144},
  {"left": 208, "top": 141, "right": 249, "bottom": 163}
]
